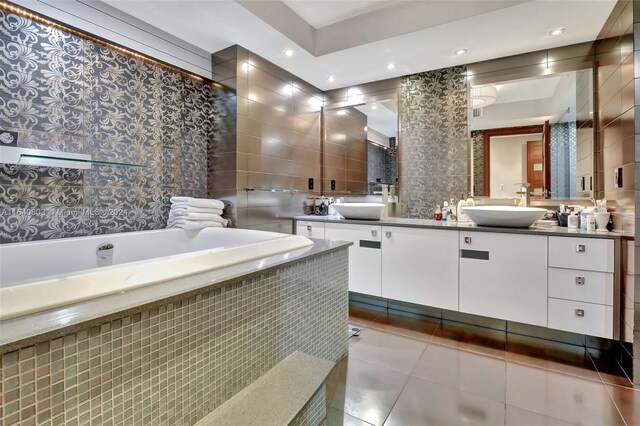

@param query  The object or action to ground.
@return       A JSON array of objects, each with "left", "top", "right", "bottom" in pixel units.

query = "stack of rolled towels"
[{"left": 167, "top": 197, "right": 227, "bottom": 230}]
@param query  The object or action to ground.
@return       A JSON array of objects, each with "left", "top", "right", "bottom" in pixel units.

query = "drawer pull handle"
[
  {"left": 385, "top": 231, "right": 392, "bottom": 238},
  {"left": 464, "top": 236, "right": 472, "bottom": 244},
  {"left": 371, "top": 229, "right": 378, "bottom": 237},
  {"left": 575, "top": 309, "right": 585, "bottom": 317},
  {"left": 576, "top": 244, "right": 586, "bottom": 253},
  {"left": 307, "top": 225, "right": 312, "bottom": 231},
  {"left": 575, "top": 277, "right": 585, "bottom": 285}
]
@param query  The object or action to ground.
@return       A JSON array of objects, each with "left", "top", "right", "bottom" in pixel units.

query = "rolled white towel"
[
  {"left": 167, "top": 220, "right": 223, "bottom": 230},
  {"left": 168, "top": 212, "right": 224, "bottom": 224},
  {"left": 170, "top": 197, "right": 224, "bottom": 210},
  {"left": 170, "top": 205, "right": 223, "bottom": 215}
]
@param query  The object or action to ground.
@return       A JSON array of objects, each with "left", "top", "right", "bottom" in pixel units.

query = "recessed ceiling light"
[
  {"left": 387, "top": 63, "right": 396, "bottom": 70},
  {"left": 371, "top": 104, "right": 378, "bottom": 110},
  {"left": 328, "top": 75, "right": 335, "bottom": 83},
  {"left": 283, "top": 49, "right": 294, "bottom": 57},
  {"left": 549, "top": 27, "right": 565, "bottom": 36},
  {"left": 455, "top": 49, "right": 467, "bottom": 55}
]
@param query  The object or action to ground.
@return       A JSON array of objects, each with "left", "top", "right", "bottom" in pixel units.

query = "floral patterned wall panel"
[
  {"left": 471, "top": 130, "right": 484, "bottom": 196},
  {"left": 0, "top": 8, "right": 215, "bottom": 242},
  {"left": 399, "top": 66, "right": 469, "bottom": 218}
]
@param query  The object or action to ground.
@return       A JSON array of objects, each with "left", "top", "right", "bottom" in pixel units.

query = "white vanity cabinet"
[
  {"left": 324, "top": 223, "right": 382, "bottom": 297},
  {"left": 295, "top": 220, "right": 325, "bottom": 239},
  {"left": 381, "top": 226, "right": 459, "bottom": 311},
  {"left": 458, "top": 232, "right": 548, "bottom": 327},
  {"left": 547, "top": 237, "right": 615, "bottom": 339}
]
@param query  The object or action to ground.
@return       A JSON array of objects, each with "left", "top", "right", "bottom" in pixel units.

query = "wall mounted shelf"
[{"left": 0, "top": 147, "right": 150, "bottom": 169}]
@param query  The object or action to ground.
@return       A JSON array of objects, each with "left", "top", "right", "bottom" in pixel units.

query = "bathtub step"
[{"left": 196, "top": 351, "right": 334, "bottom": 426}]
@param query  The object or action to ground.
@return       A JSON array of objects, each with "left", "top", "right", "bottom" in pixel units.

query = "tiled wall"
[
  {"left": 595, "top": 0, "right": 634, "bottom": 235},
  {"left": 367, "top": 142, "right": 386, "bottom": 184},
  {"left": 399, "top": 66, "right": 469, "bottom": 218},
  {"left": 324, "top": 107, "right": 368, "bottom": 195},
  {"left": 0, "top": 249, "right": 349, "bottom": 425},
  {"left": 594, "top": 0, "right": 636, "bottom": 382},
  {"left": 210, "top": 45, "right": 323, "bottom": 234},
  {"left": 471, "top": 130, "right": 484, "bottom": 196},
  {"left": 0, "top": 7, "right": 215, "bottom": 243},
  {"left": 575, "top": 68, "right": 595, "bottom": 198}
]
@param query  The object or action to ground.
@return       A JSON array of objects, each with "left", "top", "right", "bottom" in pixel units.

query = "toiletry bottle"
[
  {"left": 466, "top": 193, "right": 475, "bottom": 207},
  {"left": 457, "top": 194, "right": 467, "bottom": 223},
  {"left": 449, "top": 198, "right": 457, "bottom": 221},
  {"left": 568, "top": 212, "right": 579, "bottom": 229},
  {"left": 435, "top": 205, "right": 442, "bottom": 221},
  {"left": 442, "top": 201, "right": 449, "bottom": 222},
  {"left": 586, "top": 214, "right": 596, "bottom": 231}
]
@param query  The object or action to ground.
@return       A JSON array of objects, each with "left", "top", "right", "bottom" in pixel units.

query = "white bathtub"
[{"left": 0, "top": 228, "right": 313, "bottom": 321}]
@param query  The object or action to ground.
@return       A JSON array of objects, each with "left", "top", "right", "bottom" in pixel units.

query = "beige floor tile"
[
  {"left": 411, "top": 343, "right": 506, "bottom": 402},
  {"left": 384, "top": 376, "right": 505, "bottom": 426},
  {"left": 505, "top": 405, "right": 577, "bottom": 425},
  {"left": 348, "top": 328, "right": 427, "bottom": 374},
  {"left": 326, "top": 356, "right": 409, "bottom": 426},
  {"left": 326, "top": 407, "right": 374, "bottom": 426},
  {"left": 605, "top": 384, "right": 640, "bottom": 426},
  {"left": 506, "top": 363, "right": 625, "bottom": 425},
  {"left": 368, "top": 311, "right": 440, "bottom": 341}
]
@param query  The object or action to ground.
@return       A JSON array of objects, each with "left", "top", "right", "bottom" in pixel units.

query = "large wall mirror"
[
  {"left": 323, "top": 87, "right": 399, "bottom": 197},
  {"left": 469, "top": 59, "right": 595, "bottom": 201}
]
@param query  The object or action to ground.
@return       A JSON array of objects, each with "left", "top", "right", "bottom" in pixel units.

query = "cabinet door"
[
  {"left": 325, "top": 223, "right": 382, "bottom": 297},
  {"left": 459, "top": 232, "right": 548, "bottom": 327},
  {"left": 295, "top": 221, "right": 325, "bottom": 239},
  {"left": 381, "top": 226, "right": 459, "bottom": 311}
]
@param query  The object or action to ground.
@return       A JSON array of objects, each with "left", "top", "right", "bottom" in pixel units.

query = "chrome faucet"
[{"left": 516, "top": 183, "right": 531, "bottom": 207}]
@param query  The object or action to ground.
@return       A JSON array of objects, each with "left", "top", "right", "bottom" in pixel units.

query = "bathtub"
[{"left": 0, "top": 228, "right": 313, "bottom": 321}]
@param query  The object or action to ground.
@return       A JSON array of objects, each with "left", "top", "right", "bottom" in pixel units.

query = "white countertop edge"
[{"left": 295, "top": 216, "right": 624, "bottom": 239}]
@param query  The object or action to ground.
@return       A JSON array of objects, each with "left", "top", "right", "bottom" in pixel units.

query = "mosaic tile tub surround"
[
  {"left": 0, "top": 248, "right": 349, "bottom": 425},
  {"left": 0, "top": 7, "right": 221, "bottom": 242}
]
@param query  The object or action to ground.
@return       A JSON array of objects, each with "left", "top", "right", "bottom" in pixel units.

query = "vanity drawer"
[
  {"left": 548, "top": 268, "right": 614, "bottom": 305},
  {"left": 548, "top": 237, "right": 614, "bottom": 272},
  {"left": 548, "top": 298, "right": 613, "bottom": 339}
]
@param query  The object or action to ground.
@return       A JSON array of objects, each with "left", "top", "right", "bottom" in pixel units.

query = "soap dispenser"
[
  {"left": 457, "top": 194, "right": 468, "bottom": 223},
  {"left": 442, "top": 201, "right": 449, "bottom": 222}
]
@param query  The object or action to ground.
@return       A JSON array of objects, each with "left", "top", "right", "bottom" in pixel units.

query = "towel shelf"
[{"left": 0, "top": 147, "right": 150, "bottom": 169}]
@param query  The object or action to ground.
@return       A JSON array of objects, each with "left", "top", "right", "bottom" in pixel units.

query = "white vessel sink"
[
  {"left": 332, "top": 203, "right": 385, "bottom": 220},
  {"left": 463, "top": 206, "right": 547, "bottom": 228}
]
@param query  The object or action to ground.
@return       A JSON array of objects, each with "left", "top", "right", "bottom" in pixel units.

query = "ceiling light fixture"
[
  {"left": 549, "top": 27, "right": 565, "bottom": 36},
  {"left": 387, "top": 63, "right": 396, "bottom": 70},
  {"left": 283, "top": 49, "right": 294, "bottom": 57},
  {"left": 455, "top": 49, "right": 467, "bottom": 55},
  {"left": 470, "top": 86, "right": 498, "bottom": 107},
  {"left": 371, "top": 104, "right": 378, "bottom": 110},
  {"left": 328, "top": 75, "right": 335, "bottom": 83}
]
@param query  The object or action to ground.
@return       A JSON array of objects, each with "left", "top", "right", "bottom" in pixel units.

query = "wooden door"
[{"left": 527, "top": 140, "right": 544, "bottom": 198}]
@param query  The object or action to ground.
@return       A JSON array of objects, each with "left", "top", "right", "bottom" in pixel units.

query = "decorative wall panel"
[
  {"left": 471, "top": 130, "right": 484, "bottom": 196},
  {"left": 399, "top": 66, "right": 468, "bottom": 218},
  {"left": 0, "top": 7, "right": 215, "bottom": 242}
]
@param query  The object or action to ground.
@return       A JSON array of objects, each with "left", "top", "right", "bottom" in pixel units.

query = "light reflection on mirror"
[{"left": 469, "top": 69, "right": 594, "bottom": 200}]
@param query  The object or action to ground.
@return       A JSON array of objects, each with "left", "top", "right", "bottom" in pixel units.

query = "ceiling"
[
  {"left": 355, "top": 101, "right": 398, "bottom": 139},
  {"left": 103, "top": 0, "right": 617, "bottom": 91},
  {"left": 281, "top": 0, "right": 398, "bottom": 29}
]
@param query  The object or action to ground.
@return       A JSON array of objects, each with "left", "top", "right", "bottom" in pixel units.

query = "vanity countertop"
[{"left": 294, "top": 215, "right": 623, "bottom": 239}]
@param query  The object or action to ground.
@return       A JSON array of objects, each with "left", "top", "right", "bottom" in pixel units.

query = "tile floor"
[{"left": 325, "top": 304, "right": 640, "bottom": 426}]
